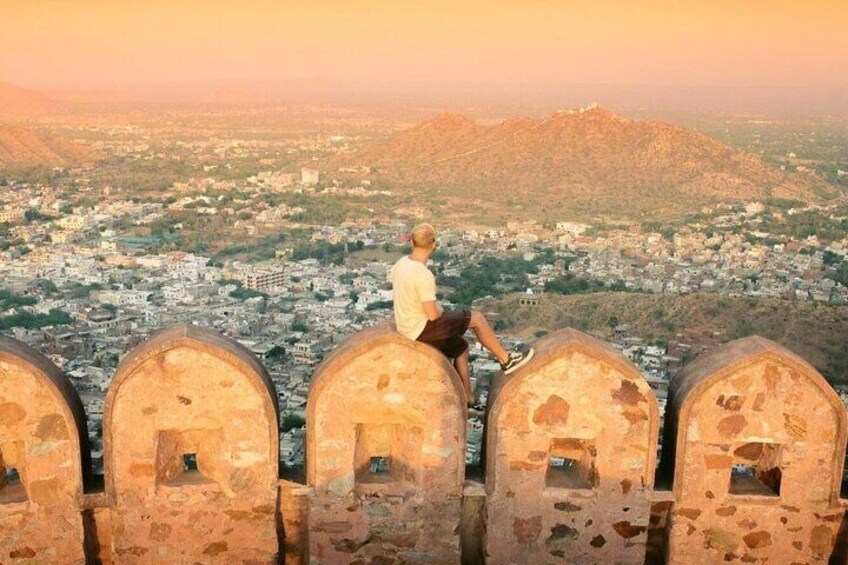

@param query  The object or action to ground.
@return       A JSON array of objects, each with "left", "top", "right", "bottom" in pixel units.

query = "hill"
[
  {"left": 0, "top": 125, "right": 100, "bottom": 169},
  {"left": 0, "top": 81, "right": 54, "bottom": 121},
  {"left": 484, "top": 291, "right": 848, "bottom": 383},
  {"left": 331, "top": 108, "right": 839, "bottom": 220}
]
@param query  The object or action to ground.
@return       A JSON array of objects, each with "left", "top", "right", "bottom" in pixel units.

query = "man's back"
[{"left": 389, "top": 255, "right": 436, "bottom": 340}]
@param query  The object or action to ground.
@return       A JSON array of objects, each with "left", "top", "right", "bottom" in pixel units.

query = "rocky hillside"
[
  {"left": 0, "top": 125, "right": 100, "bottom": 169},
  {"left": 0, "top": 81, "right": 54, "bottom": 121},
  {"left": 484, "top": 291, "right": 848, "bottom": 384},
  {"left": 333, "top": 108, "right": 837, "bottom": 219}
]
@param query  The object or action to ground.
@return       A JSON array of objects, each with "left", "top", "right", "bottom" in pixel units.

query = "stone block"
[
  {"left": 103, "top": 324, "right": 279, "bottom": 563},
  {"left": 0, "top": 336, "right": 89, "bottom": 564},
  {"left": 661, "top": 336, "right": 847, "bottom": 563},
  {"left": 307, "top": 324, "right": 465, "bottom": 564},
  {"left": 484, "top": 328, "right": 659, "bottom": 564}
]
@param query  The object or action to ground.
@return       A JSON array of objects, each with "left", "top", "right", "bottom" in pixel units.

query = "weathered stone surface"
[
  {"left": 612, "top": 521, "right": 646, "bottom": 539},
  {"left": 733, "top": 443, "right": 763, "bottom": 461},
  {"left": 203, "top": 541, "right": 228, "bottom": 556},
  {"left": 546, "top": 523, "right": 579, "bottom": 542},
  {"left": 783, "top": 413, "right": 807, "bottom": 440},
  {"left": 33, "top": 413, "right": 68, "bottom": 441},
  {"left": 809, "top": 524, "right": 833, "bottom": 558},
  {"left": 9, "top": 546, "right": 36, "bottom": 559},
  {"left": 4, "top": 324, "right": 845, "bottom": 564},
  {"left": 717, "top": 414, "right": 747, "bottom": 437},
  {"left": 485, "top": 328, "right": 658, "bottom": 564},
  {"left": 306, "top": 324, "right": 465, "bottom": 564},
  {"left": 703, "top": 528, "right": 740, "bottom": 552},
  {"left": 716, "top": 395, "right": 745, "bottom": 411},
  {"left": 611, "top": 380, "right": 647, "bottom": 405},
  {"left": 0, "top": 336, "right": 88, "bottom": 564},
  {"left": 104, "top": 324, "right": 279, "bottom": 563},
  {"left": 314, "top": 521, "right": 353, "bottom": 534},
  {"left": 662, "top": 336, "right": 847, "bottom": 564},
  {"left": 553, "top": 501, "right": 582, "bottom": 512},
  {"left": 0, "top": 401, "right": 26, "bottom": 423},
  {"left": 513, "top": 516, "right": 542, "bottom": 544},
  {"left": 149, "top": 522, "right": 172, "bottom": 541},
  {"left": 532, "top": 395, "right": 569, "bottom": 426},
  {"left": 279, "top": 480, "right": 310, "bottom": 565},
  {"left": 676, "top": 508, "right": 702, "bottom": 521},
  {"left": 589, "top": 534, "right": 606, "bottom": 548},
  {"left": 704, "top": 454, "right": 733, "bottom": 469},
  {"left": 742, "top": 530, "right": 772, "bottom": 549}
]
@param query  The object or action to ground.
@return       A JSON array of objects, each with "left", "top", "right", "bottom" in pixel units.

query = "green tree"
[
  {"left": 823, "top": 250, "right": 842, "bottom": 267},
  {"left": 830, "top": 262, "right": 848, "bottom": 287},
  {"left": 267, "top": 345, "right": 286, "bottom": 359},
  {"left": 282, "top": 414, "right": 306, "bottom": 432},
  {"left": 24, "top": 209, "right": 46, "bottom": 223},
  {"left": 365, "top": 300, "right": 393, "bottom": 311},
  {"left": 0, "top": 308, "right": 73, "bottom": 330},
  {"left": 230, "top": 287, "right": 267, "bottom": 300}
]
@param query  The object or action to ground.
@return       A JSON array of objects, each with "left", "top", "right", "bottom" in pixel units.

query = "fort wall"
[
  {"left": 660, "top": 337, "right": 846, "bottom": 563},
  {"left": 484, "top": 329, "right": 659, "bottom": 564},
  {"left": 0, "top": 336, "right": 90, "bottom": 564},
  {"left": 307, "top": 324, "right": 466, "bottom": 563},
  {"left": 0, "top": 324, "right": 845, "bottom": 564}
]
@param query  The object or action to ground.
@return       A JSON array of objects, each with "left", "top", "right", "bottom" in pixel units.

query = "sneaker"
[{"left": 500, "top": 348, "right": 535, "bottom": 375}]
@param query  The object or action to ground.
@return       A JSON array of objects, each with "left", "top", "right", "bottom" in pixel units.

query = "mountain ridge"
[
  {"left": 0, "top": 81, "right": 55, "bottom": 121},
  {"left": 330, "top": 107, "right": 838, "bottom": 219},
  {"left": 0, "top": 125, "right": 100, "bottom": 169}
]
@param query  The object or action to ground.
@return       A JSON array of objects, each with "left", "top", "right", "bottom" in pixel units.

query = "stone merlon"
[{"left": 0, "top": 323, "right": 845, "bottom": 564}]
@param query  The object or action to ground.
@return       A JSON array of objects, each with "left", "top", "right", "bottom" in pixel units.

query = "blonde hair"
[{"left": 410, "top": 223, "right": 436, "bottom": 249}]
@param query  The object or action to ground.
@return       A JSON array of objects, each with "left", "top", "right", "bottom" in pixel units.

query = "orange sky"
[{"left": 2, "top": 0, "right": 846, "bottom": 103}]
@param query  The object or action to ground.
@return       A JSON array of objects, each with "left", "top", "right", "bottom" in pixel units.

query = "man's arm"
[
  {"left": 419, "top": 269, "right": 441, "bottom": 321},
  {"left": 422, "top": 300, "right": 443, "bottom": 321}
]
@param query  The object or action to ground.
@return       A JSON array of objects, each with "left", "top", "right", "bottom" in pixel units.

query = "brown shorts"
[{"left": 416, "top": 309, "right": 471, "bottom": 360}]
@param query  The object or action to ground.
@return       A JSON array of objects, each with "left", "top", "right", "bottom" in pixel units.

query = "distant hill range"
[
  {"left": 0, "top": 125, "right": 100, "bottom": 169},
  {"left": 0, "top": 81, "right": 55, "bottom": 121},
  {"left": 0, "top": 80, "right": 141, "bottom": 118},
  {"left": 331, "top": 107, "right": 839, "bottom": 218}
]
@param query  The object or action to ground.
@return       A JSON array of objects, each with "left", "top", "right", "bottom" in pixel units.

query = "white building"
[
  {"left": 291, "top": 341, "right": 320, "bottom": 365},
  {"left": 0, "top": 208, "right": 24, "bottom": 224},
  {"left": 301, "top": 167, "right": 320, "bottom": 186},
  {"left": 237, "top": 267, "right": 287, "bottom": 293}
]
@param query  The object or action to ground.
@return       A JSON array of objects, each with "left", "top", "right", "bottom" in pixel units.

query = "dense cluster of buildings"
[
  {"left": 562, "top": 219, "right": 848, "bottom": 302},
  {"left": 2, "top": 170, "right": 847, "bottom": 475}
]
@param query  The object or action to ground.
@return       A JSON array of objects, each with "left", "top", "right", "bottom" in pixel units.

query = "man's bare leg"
[
  {"left": 454, "top": 348, "right": 473, "bottom": 403},
  {"left": 469, "top": 311, "right": 509, "bottom": 363}
]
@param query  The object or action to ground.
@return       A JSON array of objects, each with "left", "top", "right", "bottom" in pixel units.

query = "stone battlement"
[{"left": 0, "top": 323, "right": 846, "bottom": 564}]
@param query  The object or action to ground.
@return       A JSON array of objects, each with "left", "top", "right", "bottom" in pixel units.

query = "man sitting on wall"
[{"left": 389, "top": 223, "right": 534, "bottom": 405}]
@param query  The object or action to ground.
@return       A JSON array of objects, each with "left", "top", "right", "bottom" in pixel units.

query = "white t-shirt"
[{"left": 389, "top": 255, "right": 437, "bottom": 340}]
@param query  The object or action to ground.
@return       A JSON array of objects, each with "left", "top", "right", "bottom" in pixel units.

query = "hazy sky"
[{"left": 2, "top": 0, "right": 846, "bottom": 109}]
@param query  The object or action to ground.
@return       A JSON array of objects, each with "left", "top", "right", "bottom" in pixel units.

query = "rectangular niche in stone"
[
  {"left": 354, "top": 423, "right": 423, "bottom": 490},
  {"left": 155, "top": 428, "right": 224, "bottom": 490},
  {"left": 0, "top": 441, "right": 27, "bottom": 504},
  {"left": 728, "top": 442, "right": 783, "bottom": 497},
  {"left": 546, "top": 437, "right": 598, "bottom": 490}
]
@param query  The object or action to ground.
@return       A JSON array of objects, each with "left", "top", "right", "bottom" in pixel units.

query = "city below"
[{"left": 2, "top": 157, "right": 847, "bottom": 480}]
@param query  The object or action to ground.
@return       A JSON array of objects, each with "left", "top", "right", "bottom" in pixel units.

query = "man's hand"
[{"left": 422, "top": 300, "right": 442, "bottom": 321}]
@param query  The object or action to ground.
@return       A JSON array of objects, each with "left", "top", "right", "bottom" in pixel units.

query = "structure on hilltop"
[{"left": 0, "top": 323, "right": 846, "bottom": 563}]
